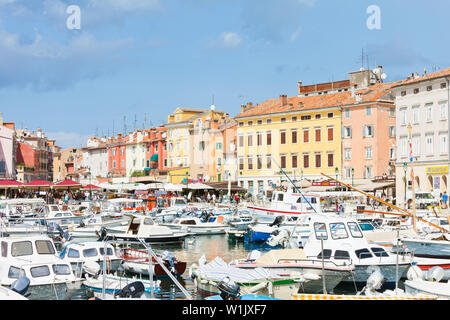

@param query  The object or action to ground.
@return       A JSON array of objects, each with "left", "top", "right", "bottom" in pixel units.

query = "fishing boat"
[
  {"left": 0, "top": 235, "right": 83, "bottom": 300},
  {"left": 99, "top": 214, "right": 189, "bottom": 244},
  {"left": 301, "top": 214, "right": 413, "bottom": 288},
  {"left": 189, "top": 256, "right": 307, "bottom": 300},
  {"left": 161, "top": 216, "right": 227, "bottom": 235},
  {"left": 0, "top": 199, "right": 46, "bottom": 221},
  {"left": 117, "top": 247, "right": 186, "bottom": 277},
  {"left": 229, "top": 249, "right": 354, "bottom": 294},
  {"left": 59, "top": 241, "right": 123, "bottom": 276}
]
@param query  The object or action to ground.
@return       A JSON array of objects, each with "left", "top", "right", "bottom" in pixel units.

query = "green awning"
[{"left": 150, "top": 154, "right": 158, "bottom": 162}]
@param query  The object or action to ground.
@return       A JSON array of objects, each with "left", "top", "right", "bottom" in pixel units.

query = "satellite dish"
[
  {"left": 381, "top": 73, "right": 387, "bottom": 80},
  {"left": 211, "top": 104, "right": 216, "bottom": 111}
]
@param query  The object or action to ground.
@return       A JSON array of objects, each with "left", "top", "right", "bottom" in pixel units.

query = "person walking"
[{"left": 443, "top": 191, "right": 448, "bottom": 209}]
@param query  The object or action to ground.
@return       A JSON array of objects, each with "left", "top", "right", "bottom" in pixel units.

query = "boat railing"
[{"left": 284, "top": 257, "right": 353, "bottom": 268}]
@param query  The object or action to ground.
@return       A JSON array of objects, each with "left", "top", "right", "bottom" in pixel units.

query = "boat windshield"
[
  {"left": 358, "top": 223, "right": 375, "bottom": 231},
  {"left": 53, "top": 264, "right": 71, "bottom": 275},
  {"left": 35, "top": 240, "right": 55, "bottom": 255},
  {"left": 31, "top": 265, "right": 50, "bottom": 278},
  {"left": 11, "top": 241, "right": 33, "bottom": 257}
]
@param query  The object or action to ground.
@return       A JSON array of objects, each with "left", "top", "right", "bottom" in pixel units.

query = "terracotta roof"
[
  {"left": 236, "top": 82, "right": 398, "bottom": 118},
  {"left": 391, "top": 67, "right": 450, "bottom": 88}
]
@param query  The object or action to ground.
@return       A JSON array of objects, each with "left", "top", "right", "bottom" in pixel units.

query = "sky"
[{"left": 0, "top": 0, "right": 449, "bottom": 149}]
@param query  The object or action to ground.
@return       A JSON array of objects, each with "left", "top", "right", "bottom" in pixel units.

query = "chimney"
[
  {"left": 280, "top": 94, "right": 288, "bottom": 106},
  {"left": 297, "top": 82, "right": 303, "bottom": 96},
  {"left": 240, "top": 104, "right": 246, "bottom": 113},
  {"left": 246, "top": 102, "right": 253, "bottom": 109}
]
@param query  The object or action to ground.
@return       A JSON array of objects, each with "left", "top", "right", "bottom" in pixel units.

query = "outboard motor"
[
  {"left": 117, "top": 281, "right": 145, "bottom": 299},
  {"left": 98, "top": 227, "right": 107, "bottom": 241},
  {"left": 79, "top": 220, "right": 86, "bottom": 228},
  {"left": 161, "top": 251, "right": 176, "bottom": 274},
  {"left": 10, "top": 277, "right": 31, "bottom": 297},
  {"left": 217, "top": 277, "right": 240, "bottom": 300},
  {"left": 47, "top": 222, "right": 72, "bottom": 242},
  {"left": 269, "top": 216, "right": 283, "bottom": 227}
]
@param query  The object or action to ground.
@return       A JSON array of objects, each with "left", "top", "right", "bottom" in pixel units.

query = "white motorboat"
[
  {"left": 230, "top": 249, "right": 354, "bottom": 293},
  {"left": 67, "top": 214, "right": 129, "bottom": 239},
  {"left": 59, "top": 241, "right": 123, "bottom": 276},
  {"left": 246, "top": 189, "right": 322, "bottom": 224},
  {"left": 302, "top": 214, "right": 412, "bottom": 288},
  {"left": 0, "top": 199, "right": 46, "bottom": 220},
  {"left": 0, "top": 235, "right": 83, "bottom": 300},
  {"left": 404, "top": 265, "right": 450, "bottom": 299},
  {"left": 42, "top": 204, "right": 84, "bottom": 229},
  {"left": 161, "top": 216, "right": 227, "bottom": 235},
  {"left": 99, "top": 214, "right": 189, "bottom": 244}
]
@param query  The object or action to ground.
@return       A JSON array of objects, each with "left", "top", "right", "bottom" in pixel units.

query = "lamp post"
[
  {"left": 88, "top": 169, "right": 92, "bottom": 200},
  {"left": 335, "top": 167, "right": 339, "bottom": 190},
  {"left": 403, "top": 162, "right": 407, "bottom": 208},
  {"left": 351, "top": 168, "right": 355, "bottom": 186}
]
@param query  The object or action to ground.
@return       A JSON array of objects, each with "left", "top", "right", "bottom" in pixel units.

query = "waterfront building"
[
  {"left": 219, "top": 118, "right": 238, "bottom": 183},
  {"left": 143, "top": 126, "right": 168, "bottom": 181},
  {"left": 392, "top": 67, "right": 450, "bottom": 205},
  {"left": 107, "top": 133, "right": 129, "bottom": 178},
  {"left": 53, "top": 147, "right": 83, "bottom": 182},
  {"left": 79, "top": 137, "right": 108, "bottom": 184},
  {"left": 125, "top": 130, "right": 147, "bottom": 178}
]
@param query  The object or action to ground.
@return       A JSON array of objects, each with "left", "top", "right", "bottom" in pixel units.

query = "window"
[
  {"left": 389, "top": 108, "right": 395, "bottom": 117},
  {"left": 427, "top": 85, "right": 433, "bottom": 91},
  {"left": 280, "top": 117, "right": 286, "bottom": 123},
  {"left": 365, "top": 147, "right": 372, "bottom": 159},
  {"left": 280, "top": 155, "right": 286, "bottom": 169},
  {"left": 412, "top": 106, "right": 419, "bottom": 123},
  {"left": 247, "top": 121, "right": 253, "bottom": 126},
  {"left": 199, "top": 141, "right": 205, "bottom": 150},
  {"left": 314, "top": 223, "right": 328, "bottom": 240},
  {"left": 36, "top": 240, "right": 55, "bottom": 255},
  {"left": 315, "top": 153, "right": 321, "bottom": 168},
  {"left": 53, "top": 264, "right": 71, "bottom": 275},
  {"left": 247, "top": 156, "right": 253, "bottom": 170},
  {"left": 238, "top": 122, "right": 244, "bottom": 127},
  {"left": 280, "top": 130, "right": 286, "bottom": 144},
  {"left": 412, "top": 135, "right": 420, "bottom": 156},
  {"left": 327, "top": 153, "right": 334, "bottom": 167},
  {"left": 303, "top": 154, "right": 309, "bottom": 168},
  {"left": 440, "top": 133, "right": 448, "bottom": 154},
  {"left": 355, "top": 248, "right": 373, "bottom": 259},
  {"left": 315, "top": 114, "right": 321, "bottom": 119},
  {"left": 327, "top": 112, "right": 334, "bottom": 118},
  {"left": 344, "top": 148, "right": 351, "bottom": 160},
  {"left": 292, "top": 154, "right": 298, "bottom": 169},
  {"left": 366, "top": 106, "right": 372, "bottom": 116},
  {"left": 292, "top": 116, "right": 297, "bottom": 122},
  {"left": 238, "top": 135, "right": 244, "bottom": 147},
  {"left": 8, "top": 266, "right": 24, "bottom": 279},
  {"left": 267, "top": 131, "right": 272, "bottom": 146},
  {"left": 257, "top": 132, "right": 262, "bottom": 146},
  {"left": 401, "top": 90, "right": 406, "bottom": 96},
  {"left": 334, "top": 250, "right": 351, "bottom": 260},
  {"left": 99, "top": 248, "right": 114, "bottom": 256},
  {"left": 365, "top": 167, "right": 372, "bottom": 179},
  {"left": 266, "top": 155, "right": 272, "bottom": 169},
  {"left": 363, "top": 125, "right": 374, "bottom": 137},
  {"left": 247, "top": 134, "right": 253, "bottom": 147},
  {"left": 327, "top": 127, "right": 333, "bottom": 141},
  {"left": 413, "top": 88, "right": 419, "bottom": 94},
  {"left": 345, "top": 168, "right": 352, "bottom": 178},
  {"left": 291, "top": 129, "right": 297, "bottom": 144},
  {"left": 315, "top": 128, "right": 321, "bottom": 142},
  {"left": 121, "top": 160, "right": 124, "bottom": 169},
  {"left": 11, "top": 241, "right": 32, "bottom": 257},
  {"left": 67, "top": 248, "right": 80, "bottom": 258},
  {"left": 426, "top": 134, "right": 434, "bottom": 155},
  {"left": 83, "top": 248, "right": 98, "bottom": 257},
  {"left": 1, "top": 241, "right": 7, "bottom": 257},
  {"left": 371, "top": 248, "right": 389, "bottom": 257},
  {"left": 389, "top": 126, "right": 395, "bottom": 137},
  {"left": 400, "top": 108, "right": 407, "bottom": 125},
  {"left": 440, "top": 101, "right": 448, "bottom": 120},
  {"left": 390, "top": 148, "right": 395, "bottom": 159},
  {"left": 239, "top": 158, "right": 244, "bottom": 170},
  {"left": 317, "top": 249, "right": 332, "bottom": 259},
  {"left": 257, "top": 119, "right": 262, "bottom": 125},
  {"left": 343, "top": 126, "right": 352, "bottom": 138},
  {"left": 425, "top": 103, "right": 433, "bottom": 122},
  {"left": 330, "top": 223, "right": 348, "bottom": 239},
  {"left": 267, "top": 119, "right": 272, "bottom": 124},
  {"left": 347, "top": 222, "right": 363, "bottom": 238},
  {"left": 441, "top": 83, "right": 447, "bottom": 89},
  {"left": 303, "top": 129, "right": 309, "bottom": 143},
  {"left": 344, "top": 108, "right": 350, "bottom": 118},
  {"left": 301, "top": 115, "right": 311, "bottom": 120},
  {"left": 31, "top": 266, "right": 51, "bottom": 278},
  {"left": 400, "top": 137, "right": 408, "bottom": 156},
  {"left": 257, "top": 156, "right": 262, "bottom": 169}
]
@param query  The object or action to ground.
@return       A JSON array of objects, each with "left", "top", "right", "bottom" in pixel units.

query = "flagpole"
[{"left": 408, "top": 124, "right": 417, "bottom": 233}]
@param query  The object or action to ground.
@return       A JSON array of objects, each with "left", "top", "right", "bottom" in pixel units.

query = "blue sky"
[{"left": 0, "top": 0, "right": 449, "bottom": 148}]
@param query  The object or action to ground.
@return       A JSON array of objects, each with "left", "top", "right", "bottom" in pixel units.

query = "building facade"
[
  {"left": 393, "top": 68, "right": 450, "bottom": 205},
  {"left": 0, "top": 117, "right": 15, "bottom": 180}
]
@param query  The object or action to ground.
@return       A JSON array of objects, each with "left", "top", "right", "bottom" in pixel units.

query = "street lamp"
[
  {"left": 335, "top": 167, "right": 339, "bottom": 190},
  {"left": 351, "top": 168, "right": 355, "bottom": 186},
  {"left": 403, "top": 162, "right": 407, "bottom": 208}
]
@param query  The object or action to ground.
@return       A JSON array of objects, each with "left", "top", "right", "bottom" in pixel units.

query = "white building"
[
  {"left": 392, "top": 68, "right": 450, "bottom": 206},
  {"left": 80, "top": 137, "right": 108, "bottom": 184},
  {"left": 125, "top": 130, "right": 147, "bottom": 177},
  {"left": 0, "top": 116, "right": 15, "bottom": 180}
]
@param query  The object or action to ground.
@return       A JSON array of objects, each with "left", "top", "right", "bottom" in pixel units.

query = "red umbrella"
[
  {"left": 0, "top": 180, "right": 24, "bottom": 188},
  {"left": 24, "top": 179, "right": 54, "bottom": 188},
  {"left": 81, "top": 184, "right": 101, "bottom": 190},
  {"left": 53, "top": 179, "right": 82, "bottom": 189}
]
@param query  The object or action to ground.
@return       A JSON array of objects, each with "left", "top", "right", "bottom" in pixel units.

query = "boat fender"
[
  {"left": 247, "top": 281, "right": 268, "bottom": 293},
  {"left": 426, "top": 266, "right": 444, "bottom": 282},
  {"left": 200, "top": 279, "right": 208, "bottom": 285},
  {"left": 406, "top": 265, "right": 423, "bottom": 281}
]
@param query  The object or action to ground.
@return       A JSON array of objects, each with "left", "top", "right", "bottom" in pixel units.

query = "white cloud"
[
  {"left": 220, "top": 32, "right": 242, "bottom": 48},
  {"left": 290, "top": 27, "right": 301, "bottom": 41}
]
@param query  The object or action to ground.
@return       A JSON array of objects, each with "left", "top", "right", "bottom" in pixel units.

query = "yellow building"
[{"left": 235, "top": 94, "right": 342, "bottom": 195}]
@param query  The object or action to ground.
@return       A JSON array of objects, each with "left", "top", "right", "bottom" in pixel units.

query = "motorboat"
[
  {"left": 189, "top": 256, "right": 307, "bottom": 300},
  {"left": 161, "top": 216, "right": 227, "bottom": 235},
  {"left": 117, "top": 247, "right": 186, "bottom": 277},
  {"left": 42, "top": 204, "right": 84, "bottom": 229},
  {"left": 301, "top": 214, "right": 413, "bottom": 288},
  {"left": 403, "top": 265, "right": 450, "bottom": 299},
  {"left": 0, "top": 199, "right": 46, "bottom": 221},
  {"left": 59, "top": 241, "right": 123, "bottom": 276},
  {"left": 223, "top": 210, "right": 256, "bottom": 231},
  {"left": 246, "top": 188, "right": 322, "bottom": 224},
  {"left": 99, "top": 214, "right": 189, "bottom": 244},
  {"left": 229, "top": 249, "right": 355, "bottom": 293},
  {"left": 67, "top": 214, "right": 129, "bottom": 239},
  {"left": 0, "top": 235, "right": 83, "bottom": 300}
]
